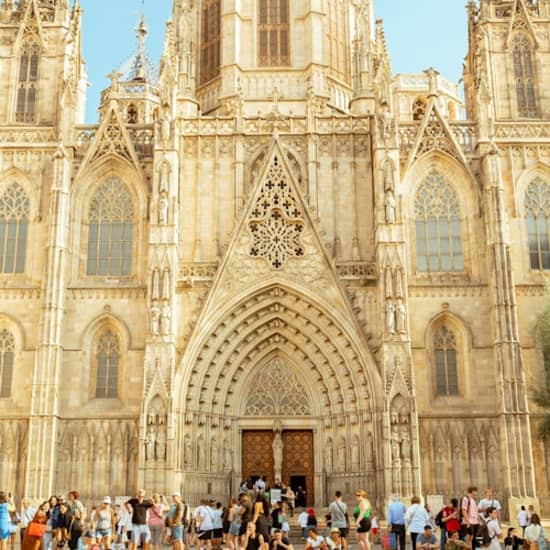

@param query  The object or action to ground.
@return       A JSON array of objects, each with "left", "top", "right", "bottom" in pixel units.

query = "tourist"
[
  {"left": 405, "top": 496, "right": 430, "bottom": 550},
  {"left": 67, "top": 492, "right": 86, "bottom": 521},
  {"left": 444, "top": 531, "right": 467, "bottom": 550},
  {"left": 0, "top": 492, "right": 13, "bottom": 550},
  {"left": 56, "top": 502, "right": 71, "bottom": 548},
  {"left": 254, "top": 478, "right": 266, "bottom": 496},
  {"left": 353, "top": 490, "right": 372, "bottom": 550},
  {"left": 239, "top": 494, "right": 254, "bottom": 549},
  {"left": 387, "top": 495, "right": 406, "bottom": 550},
  {"left": 329, "top": 492, "right": 348, "bottom": 550},
  {"left": 20, "top": 499, "right": 36, "bottom": 545},
  {"left": 460, "top": 487, "right": 479, "bottom": 550},
  {"left": 67, "top": 509, "right": 84, "bottom": 550},
  {"left": 253, "top": 497, "right": 270, "bottom": 542},
  {"left": 212, "top": 502, "right": 224, "bottom": 550},
  {"left": 147, "top": 494, "right": 167, "bottom": 550},
  {"left": 166, "top": 493, "right": 184, "bottom": 550},
  {"left": 478, "top": 490, "right": 501, "bottom": 521},
  {"left": 416, "top": 525, "right": 438, "bottom": 550},
  {"left": 298, "top": 509, "right": 309, "bottom": 540},
  {"left": 504, "top": 527, "right": 523, "bottom": 550},
  {"left": 92, "top": 497, "right": 114, "bottom": 550},
  {"left": 524, "top": 514, "right": 547, "bottom": 550},
  {"left": 126, "top": 490, "right": 154, "bottom": 550},
  {"left": 43, "top": 498, "right": 56, "bottom": 550},
  {"left": 326, "top": 528, "right": 343, "bottom": 550},
  {"left": 485, "top": 507, "right": 502, "bottom": 550},
  {"left": 527, "top": 505, "right": 535, "bottom": 525},
  {"left": 225, "top": 498, "right": 240, "bottom": 550},
  {"left": 286, "top": 488, "right": 295, "bottom": 517},
  {"left": 305, "top": 528, "right": 326, "bottom": 550},
  {"left": 517, "top": 506, "right": 529, "bottom": 536},
  {"left": 22, "top": 509, "right": 47, "bottom": 550},
  {"left": 271, "top": 502, "right": 282, "bottom": 534},
  {"left": 195, "top": 499, "right": 214, "bottom": 550},
  {"left": 244, "top": 521, "right": 264, "bottom": 550},
  {"left": 296, "top": 488, "right": 306, "bottom": 509},
  {"left": 269, "top": 529, "right": 293, "bottom": 550},
  {"left": 439, "top": 499, "right": 460, "bottom": 550}
]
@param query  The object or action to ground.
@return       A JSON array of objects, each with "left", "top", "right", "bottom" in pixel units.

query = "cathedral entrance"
[{"left": 242, "top": 429, "right": 314, "bottom": 506}]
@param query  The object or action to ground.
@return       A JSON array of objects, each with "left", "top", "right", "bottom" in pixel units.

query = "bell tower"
[{"left": 172, "top": 0, "right": 374, "bottom": 115}]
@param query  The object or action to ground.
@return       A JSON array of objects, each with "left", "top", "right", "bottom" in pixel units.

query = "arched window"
[
  {"left": 199, "top": 0, "right": 221, "bottom": 85},
  {"left": 95, "top": 329, "right": 120, "bottom": 399},
  {"left": 0, "top": 183, "right": 30, "bottom": 274},
  {"left": 415, "top": 171, "right": 464, "bottom": 273},
  {"left": 434, "top": 325, "right": 459, "bottom": 396},
  {"left": 512, "top": 34, "right": 538, "bottom": 118},
  {"left": 86, "top": 178, "right": 134, "bottom": 276},
  {"left": 412, "top": 97, "right": 427, "bottom": 121},
  {"left": 525, "top": 177, "right": 550, "bottom": 270},
  {"left": 16, "top": 43, "right": 39, "bottom": 123},
  {"left": 0, "top": 329, "right": 14, "bottom": 398},
  {"left": 258, "top": 0, "right": 290, "bottom": 66},
  {"left": 326, "top": 0, "right": 350, "bottom": 83}
]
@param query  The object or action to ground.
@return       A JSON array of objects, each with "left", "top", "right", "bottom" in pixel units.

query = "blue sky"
[{"left": 80, "top": 1, "right": 468, "bottom": 123}]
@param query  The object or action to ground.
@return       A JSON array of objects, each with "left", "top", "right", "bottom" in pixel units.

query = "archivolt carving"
[
  {"left": 245, "top": 358, "right": 312, "bottom": 416},
  {"left": 182, "top": 285, "right": 373, "bottom": 418}
]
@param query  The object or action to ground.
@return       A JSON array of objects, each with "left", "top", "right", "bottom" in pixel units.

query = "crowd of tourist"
[{"left": 0, "top": 484, "right": 548, "bottom": 550}]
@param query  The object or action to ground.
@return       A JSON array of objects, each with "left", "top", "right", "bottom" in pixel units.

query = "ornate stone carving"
[
  {"left": 244, "top": 358, "right": 312, "bottom": 416},
  {"left": 248, "top": 154, "right": 305, "bottom": 269}
]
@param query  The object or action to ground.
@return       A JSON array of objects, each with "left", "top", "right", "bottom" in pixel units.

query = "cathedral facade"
[{"left": 0, "top": 0, "right": 549, "bottom": 515}]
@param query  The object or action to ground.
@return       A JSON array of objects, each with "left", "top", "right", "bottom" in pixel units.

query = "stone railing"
[
  {"left": 494, "top": 121, "right": 550, "bottom": 141},
  {"left": 0, "top": 127, "right": 58, "bottom": 146}
]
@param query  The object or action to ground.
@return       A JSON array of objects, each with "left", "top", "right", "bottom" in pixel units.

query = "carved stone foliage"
[
  {"left": 244, "top": 358, "right": 312, "bottom": 416},
  {"left": 0, "top": 420, "right": 28, "bottom": 497},
  {"left": 55, "top": 419, "right": 139, "bottom": 501},
  {"left": 248, "top": 155, "right": 305, "bottom": 269}
]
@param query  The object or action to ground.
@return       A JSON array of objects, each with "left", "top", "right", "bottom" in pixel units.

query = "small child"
[{"left": 370, "top": 513, "right": 379, "bottom": 545}]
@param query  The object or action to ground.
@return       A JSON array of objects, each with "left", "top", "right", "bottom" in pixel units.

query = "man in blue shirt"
[{"left": 387, "top": 496, "right": 406, "bottom": 550}]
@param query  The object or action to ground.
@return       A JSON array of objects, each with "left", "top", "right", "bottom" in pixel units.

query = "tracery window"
[
  {"left": 434, "top": 325, "right": 459, "bottom": 396},
  {"left": 95, "top": 329, "right": 120, "bottom": 399},
  {"left": 199, "top": 0, "right": 220, "bottom": 85},
  {"left": 0, "top": 329, "right": 14, "bottom": 398},
  {"left": 326, "top": 0, "right": 350, "bottom": 83},
  {"left": 525, "top": 177, "right": 550, "bottom": 270},
  {"left": 0, "top": 183, "right": 30, "bottom": 274},
  {"left": 258, "top": 0, "right": 290, "bottom": 66},
  {"left": 513, "top": 34, "right": 538, "bottom": 118},
  {"left": 415, "top": 171, "right": 464, "bottom": 273},
  {"left": 86, "top": 178, "right": 134, "bottom": 277},
  {"left": 16, "top": 43, "right": 39, "bottom": 123}
]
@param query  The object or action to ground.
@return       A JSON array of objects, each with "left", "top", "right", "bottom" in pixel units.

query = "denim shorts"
[
  {"left": 96, "top": 528, "right": 112, "bottom": 538},
  {"left": 171, "top": 526, "right": 183, "bottom": 541},
  {"left": 131, "top": 525, "right": 151, "bottom": 544}
]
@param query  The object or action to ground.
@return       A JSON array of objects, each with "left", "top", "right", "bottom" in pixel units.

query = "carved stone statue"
[
  {"left": 159, "top": 192, "right": 169, "bottom": 224},
  {"left": 385, "top": 266, "right": 393, "bottom": 299},
  {"left": 391, "top": 426, "right": 401, "bottom": 462},
  {"left": 396, "top": 299, "right": 407, "bottom": 333},
  {"left": 155, "top": 428, "right": 166, "bottom": 461},
  {"left": 145, "top": 428, "right": 155, "bottom": 461},
  {"left": 161, "top": 303, "right": 171, "bottom": 335},
  {"left": 384, "top": 161, "right": 394, "bottom": 192},
  {"left": 400, "top": 428, "right": 411, "bottom": 462},
  {"left": 385, "top": 301, "right": 396, "bottom": 334},
  {"left": 272, "top": 430, "right": 284, "bottom": 481},
  {"left": 161, "top": 110, "right": 171, "bottom": 145},
  {"left": 223, "top": 445, "right": 232, "bottom": 472},
  {"left": 351, "top": 437, "right": 360, "bottom": 469},
  {"left": 211, "top": 439, "right": 218, "bottom": 471},
  {"left": 197, "top": 437, "right": 206, "bottom": 470},
  {"left": 160, "top": 161, "right": 170, "bottom": 194},
  {"left": 394, "top": 268, "right": 404, "bottom": 299},
  {"left": 324, "top": 439, "right": 333, "bottom": 472},
  {"left": 150, "top": 304, "right": 161, "bottom": 335},
  {"left": 385, "top": 189, "right": 396, "bottom": 224},
  {"left": 184, "top": 435, "right": 192, "bottom": 467}
]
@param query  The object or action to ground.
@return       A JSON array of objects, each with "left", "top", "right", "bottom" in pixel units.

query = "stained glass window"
[
  {"left": 525, "top": 177, "right": 550, "bottom": 270},
  {"left": 415, "top": 171, "right": 464, "bottom": 273},
  {"left": 258, "top": 0, "right": 290, "bottom": 66},
  {"left": 16, "top": 43, "right": 39, "bottom": 123},
  {"left": 0, "top": 183, "right": 30, "bottom": 274},
  {"left": 434, "top": 325, "right": 459, "bottom": 396},
  {"left": 87, "top": 178, "right": 134, "bottom": 276},
  {"left": 95, "top": 329, "right": 120, "bottom": 399},
  {"left": 513, "top": 34, "right": 538, "bottom": 118},
  {"left": 199, "top": 0, "right": 221, "bottom": 85}
]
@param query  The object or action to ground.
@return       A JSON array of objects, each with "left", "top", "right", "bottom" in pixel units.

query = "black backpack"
[
  {"left": 434, "top": 509, "right": 444, "bottom": 527},
  {"left": 477, "top": 520, "right": 492, "bottom": 547}
]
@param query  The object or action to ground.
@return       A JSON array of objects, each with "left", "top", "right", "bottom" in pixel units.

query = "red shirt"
[{"left": 442, "top": 507, "right": 460, "bottom": 533}]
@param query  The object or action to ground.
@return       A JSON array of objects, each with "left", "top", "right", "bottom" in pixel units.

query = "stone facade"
[{"left": 0, "top": 0, "right": 550, "bottom": 515}]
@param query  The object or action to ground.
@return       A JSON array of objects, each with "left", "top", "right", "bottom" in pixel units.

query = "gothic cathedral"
[{"left": 0, "top": 0, "right": 549, "bottom": 515}]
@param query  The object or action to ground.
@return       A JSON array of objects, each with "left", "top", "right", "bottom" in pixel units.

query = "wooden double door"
[{"left": 242, "top": 429, "right": 314, "bottom": 506}]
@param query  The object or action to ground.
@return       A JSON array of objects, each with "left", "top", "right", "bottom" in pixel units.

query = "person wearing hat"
[
  {"left": 326, "top": 528, "right": 343, "bottom": 550},
  {"left": 93, "top": 497, "right": 115, "bottom": 550}
]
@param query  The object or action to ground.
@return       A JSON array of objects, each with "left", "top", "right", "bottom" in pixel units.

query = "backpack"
[
  {"left": 477, "top": 520, "right": 492, "bottom": 547},
  {"left": 459, "top": 496, "right": 471, "bottom": 523},
  {"left": 434, "top": 509, "right": 444, "bottom": 528}
]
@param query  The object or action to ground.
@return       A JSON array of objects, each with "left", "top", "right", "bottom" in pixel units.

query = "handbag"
[{"left": 27, "top": 522, "right": 46, "bottom": 538}]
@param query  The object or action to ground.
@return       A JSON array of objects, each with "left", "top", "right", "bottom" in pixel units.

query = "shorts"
[
  {"left": 0, "top": 528, "right": 10, "bottom": 541},
  {"left": 171, "top": 526, "right": 183, "bottom": 541},
  {"left": 339, "top": 528, "right": 349, "bottom": 538},
  {"left": 131, "top": 525, "right": 151, "bottom": 544},
  {"left": 357, "top": 518, "right": 371, "bottom": 533},
  {"left": 96, "top": 528, "right": 112, "bottom": 538},
  {"left": 229, "top": 523, "right": 240, "bottom": 537},
  {"left": 239, "top": 524, "right": 248, "bottom": 537},
  {"left": 197, "top": 530, "right": 212, "bottom": 541},
  {"left": 213, "top": 529, "right": 223, "bottom": 539}
]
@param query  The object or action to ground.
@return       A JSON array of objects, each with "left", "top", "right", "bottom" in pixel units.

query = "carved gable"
[{"left": 244, "top": 358, "right": 312, "bottom": 416}]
